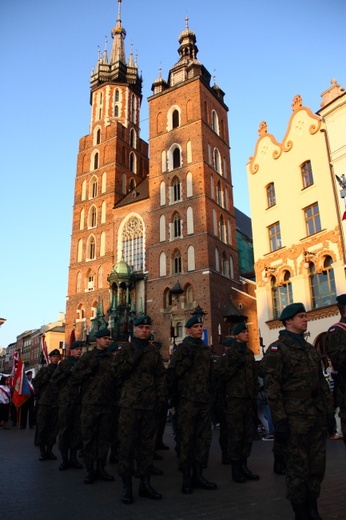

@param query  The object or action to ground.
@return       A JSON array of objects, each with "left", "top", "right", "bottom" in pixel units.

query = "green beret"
[
  {"left": 95, "top": 328, "right": 111, "bottom": 338},
  {"left": 185, "top": 315, "right": 203, "bottom": 328},
  {"left": 279, "top": 302, "right": 306, "bottom": 321},
  {"left": 223, "top": 337, "right": 234, "bottom": 346},
  {"left": 70, "top": 341, "right": 83, "bottom": 350},
  {"left": 107, "top": 342, "right": 119, "bottom": 353},
  {"left": 232, "top": 323, "right": 247, "bottom": 336},
  {"left": 133, "top": 315, "right": 152, "bottom": 326},
  {"left": 49, "top": 349, "right": 61, "bottom": 357},
  {"left": 336, "top": 294, "right": 346, "bottom": 305}
]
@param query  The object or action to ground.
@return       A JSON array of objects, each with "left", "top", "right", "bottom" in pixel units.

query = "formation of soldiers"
[{"left": 32, "top": 295, "right": 346, "bottom": 519}]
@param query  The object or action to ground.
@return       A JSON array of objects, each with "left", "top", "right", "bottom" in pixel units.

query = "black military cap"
[
  {"left": 231, "top": 323, "right": 248, "bottom": 336},
  {"left": 185, "top": 315, "right": 203, "bottom": 328},
  {"left": 95, "top": 328, "right": 111, "bottom": 338},
  {"left": 49, "top": 349, "right": 61, "bottom": 357},
  {"left": 134, "top": 315, "right": 152, "bottom": 326},
  {"left": 279, "top": 302, "right": 306, "bottom": 321},
  {"left": 70, "top": 341, "right": 83, "bottom": 350}
]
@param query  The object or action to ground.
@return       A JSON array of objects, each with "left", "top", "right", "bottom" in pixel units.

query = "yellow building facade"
[{"left": 247, "top": 80, "right": 346, "bottom": 351}]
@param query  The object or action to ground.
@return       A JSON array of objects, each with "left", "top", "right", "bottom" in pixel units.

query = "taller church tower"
[
  {"left": 66, "top": 2, "right": 254, "bottom": 355},
  {"left": 66, "top": 0, "right": 148, "bottom": 342}
]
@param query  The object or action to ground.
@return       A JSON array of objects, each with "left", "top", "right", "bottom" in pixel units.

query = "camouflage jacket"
[
  {"left": 69, "top": 348, "right": 115, "bottom": 407},
  {"left": 263, "top": 330, "right": 333, "bottom": 424},
  {"left": 216, "top": 340, "right": 259, "bottom": 400},
  {"left": 51, "top": 356, "right": 80, "bottom": 405},
  {"left": 166, "top": 336, "right": 214, "bottom": 405},
  {"left": 112, "top": 337, "right": 166, "bottom": 410},
  {"left": 33, "top": 364, "right": 59, "bottom": 406},
  {"left": 326, "top": 319, "right": 346, "bottom": 376}
]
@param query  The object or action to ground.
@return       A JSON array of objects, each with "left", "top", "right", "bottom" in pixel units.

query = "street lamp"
[{"left": 190, "top": 305, "right": 207, "bottom": 323}]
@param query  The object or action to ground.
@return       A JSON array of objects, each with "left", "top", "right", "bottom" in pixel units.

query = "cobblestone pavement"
[{"left": 1, "top": 423, "right": 345, "bottom": 520}]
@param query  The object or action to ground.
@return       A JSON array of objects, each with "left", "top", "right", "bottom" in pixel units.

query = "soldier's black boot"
[
  {"left": 273, "top": 456, "right": 286, "bottom": 475},
  {"left": 241, "top": 458, "right": 260, "bottom": 480},
  {"left": 231, "top": 461, "right": 246, "bottom": 483},
  {"left": 39, "top": 445, "right": 47, "bottom": 461},
  {"left": 192, "top": 464, "right": 217, "bottom": 490},
  {"left": 59, "top": 450, "right": 70, "bottom": 471},
  {"left": 292, "top": 503, "right": 310, "bottom": 520},
  {"left": 306, "top": 495, "right": 322, "bottom": 520},
  {"left": 84, "top": 462, "right": 96, "bottom": 484},
  {"left": 121, "top": 477, "right": 133, "bottom": 505},
  {"left": 46, "top": 445, "right": 57, "bottom": 460},
  {"left": 181, "top": 467, "right": 193, "bottom": 494},
  {"left": 69, "top": 449, "right": 83, "bottom": 469},
  {"left": 138, "top": 476, "right": 162, "bottom": 500},
  {"left": 96, "top": 459, "right": 114, "bottom": 481}
]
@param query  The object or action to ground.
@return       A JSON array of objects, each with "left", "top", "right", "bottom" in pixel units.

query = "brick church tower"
[{"left": 66, "top": 1, "right": 255, "bottom": 357}]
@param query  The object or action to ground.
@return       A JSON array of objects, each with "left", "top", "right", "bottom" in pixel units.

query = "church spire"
[{"left": 110, "top": 0, "right": 127, "bottom": 65}]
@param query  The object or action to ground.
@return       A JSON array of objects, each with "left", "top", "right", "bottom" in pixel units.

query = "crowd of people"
[{"left": 2, "top": 294, "right": 346, "bottom": 520}]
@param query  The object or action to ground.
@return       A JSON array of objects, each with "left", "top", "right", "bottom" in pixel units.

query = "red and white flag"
[{"left": 12, "top": 356, "right": 31, "bottom": 408}]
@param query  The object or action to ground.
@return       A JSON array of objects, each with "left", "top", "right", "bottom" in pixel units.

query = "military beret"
[
  {"left": 70, "top": 341, "right": 83, "bottom": 350},
  {"left": 185, "top": 315, "right": 203, "bottom": 328},
  {"left": 95, "top": 328, "right": 111, "bottom": 338},
  {"left": 279, "top": 302, "right": 306, "bottom": 321},
  {"left": 336, "top": 294, "right": 346, "bottom": 305},
  {"left": 231, "top": 322, "right": 247, "bottom": 336},
  {"left": 49, "top": 349, "right": 61, "bottom": 357},
  {"left": 223, "top": 337, "right": 234, "bottom": 346},
  {"left": 107, "top": 342, "right": 119, "bottom": 353},
  {"left": 133, "top": 315, "right": 152, "bottom": 326}
]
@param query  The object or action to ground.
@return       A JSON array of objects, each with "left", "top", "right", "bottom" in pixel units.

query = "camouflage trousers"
[
  {"left": 34, "top": 404, "right": 59, "bottom": 448},
  {"left": 80, "top": 404, "right": 113, "bottom": 464},
  {"left": 176, "top": 399, "right": 212, "bottom": 470},
  {"left": 58, "top": 400, "right": 82, "bottom": 451},
  {"left": 118, "top": 407, "right": 156, "bottom": 478},
  {"left": 225, "top": 398, "right": 255, "bottom": 462},
  {"left": 285, "top": 413, "right": 327, "bottom": 505}
]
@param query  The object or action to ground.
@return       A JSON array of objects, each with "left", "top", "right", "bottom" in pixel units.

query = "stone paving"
[{"left": 1, "top": 423, "right": 345, "bottom": 520}]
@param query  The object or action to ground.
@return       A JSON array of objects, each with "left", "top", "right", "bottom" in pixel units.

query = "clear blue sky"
[{"left": 1, "top": 0, "right": 345, "bottom": 348}]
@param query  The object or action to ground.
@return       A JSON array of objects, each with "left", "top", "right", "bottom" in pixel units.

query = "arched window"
[
  {"left": 101, "top": 172, "right": 107, "bottom": 193},
  {"left": 309, "top": 256, "right": 336, "bottom": 308},
  {"left": 79, "top": 209, "right": 84, "bottom": 230},
  {"left": 81, "top": 180, "right": 87, "bottom": 201},
  {"left": 160, "top": 181, "right": 166, "bottom": 205},
  {"left": 122, "top": 216, "right": 144, "bottom": 271},
  {"left": 90, "top": 176, "right": 98, "bottom": 199},
  {"left": 96, "top": 128, "right": 101, "bottom": 145},
  {"left": 186, "top": 172, "right": 193, "bottom": 197},
  {"left": 100, "top": 231, "right": 106, "bottom": 256},
  {"left": 88, "top": 205, "right": 97, "bottom": 228},
  {"left": 173, "top": 251, "right": 182, "bottom": 274},
  {"left": 211, "top": 110, "right": 219, "bottom": 134},
  {"left": 114, "top": 89, "right": 119, "bottom": 102},
  {"left": 187, "top": 245, "right": 195, "bottom": 271},
  {"left": 173, "top": 213, "right": 181, "bottom": 239},
  {"left": 219, "top": 215, "right": 225, "bottom": 242},
  {"left": 173, "top": 147, "right": 181, "bottom": 169},
  {"left": 114, "top": 105, "right": 119, "bottom": 117},
  {"left": 130, "top": 128, "right": 136, "bottom": 148},
  {"left": 129, "top": 152, "right": 136, "bottom": 173},
  {"left": 221, "top": 253, "right": 228, "bottom": 276},
  {"left": 160, "top": 252, "right": 167, "bottom": 277},
  {"left": 172, "top": 177, "right": 181, "bottom": 202},
  {"left": 272, "top": 271, "right": 293, "bottom": 319},
  {"left": 93, "top": 152, "right": 99, "bottom": 170},
  {"left": 101, "top": 201, "right": 106, "bottom": 223},
  {"left": 77, "top": 239, "right": 83, "bottom": 262},
  {"left": 160, "top": 215, "right": 166, "bottom": 241},
  {"left": 186, "top": 285, "right": 194, "bottom": 306},
  {"left": 163, "top": 287, "right": 171, "bottom": 308},
  {"left": 214, "top": 148, "right": 221, "bottom": 173},
  {"left": 215, "top": 247, "right": 220, "bottom": 272},
  {"left": 98, "top": 266, "right": 103, "bottom": 288},
  {"left": 172, "top": 109, "right": 180, "bottom": 128},
  {"left": 186, "top": 206, "right": 194, "bottom": 235},
  {"left": 76, "top": 271, "right": 82, "bottom": 293},
  {"left": 87, "top": 236, "right": 96, "bottom": 260}
]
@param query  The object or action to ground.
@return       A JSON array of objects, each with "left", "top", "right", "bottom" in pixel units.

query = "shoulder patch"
[
  {"left": 328, "top": 327, "right": 337, "bottom": 333},
  {"left": 270, "top": 345, "right": 278, "bottom": 352}
]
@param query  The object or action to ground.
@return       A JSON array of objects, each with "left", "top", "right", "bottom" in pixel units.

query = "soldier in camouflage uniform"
[
  {"left": 51, "top": 340, "right": 84, "bottom": 471},
  {"left": 112, "top": 315, "right": 166, "bottom": 505},
  {"left": 217, "top": 323, "right": 260, "bottom": 483},
  {"left": 69, "top": 329, "right": 115, "bottom": 485},
  {"left": 166, "top": 315, "right": 217, "bottom": 494},
  {"left": 263, "top": 303, "right": 334, "bottom": 520},
  {"left": 326, "top": 293, "right": 346, "bottom": 442},
  {"left": 33, "top": 349, "right": 61, "bottom": 461}
]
